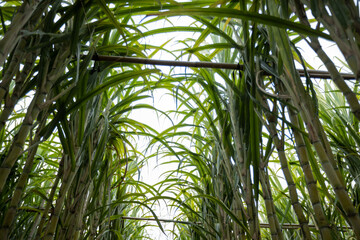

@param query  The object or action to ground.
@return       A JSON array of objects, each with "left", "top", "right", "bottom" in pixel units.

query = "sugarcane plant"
[
  {"left": 0, "top": 0, "right": 170, "bottom": 239},
  {"left": 1, "top": 0, "right": 360, "bottom": 239},
  {"left": 146, "top": 0, "right": 360, "bottom": 239}
]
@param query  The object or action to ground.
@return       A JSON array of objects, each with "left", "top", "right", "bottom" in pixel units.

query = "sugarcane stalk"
[
  {"left": 0, "top": 52, "right": 36, "bottom": 133},
  {"left": 267, "top": 2, "right": 360, "bottom": 236},
  {"left": 27, "top": 200, "right": 45, "bottom": 240},
  {"left": 0, "top": 0, "right": 42, "bottom": 67},
  {"left": 288, "top": 108, "right": 335, "bottom": 239},
  {"left": 284, "top": 59, "right": 360, "bottom": 238},
  {"left": 259, "top": 169, "right": 284, "bottom": 240},
  {"left": 0, "top": 111, "right": 48, "bottom": 239},
  {"left": 265, "top": 128, "right": 312, "bottom": 239},
  {"left": 308, "top": 38, "right": 360, "bottom": 121},
  {"left": 217, "top": 131, "right": 246, "bottom": 234},
  {"left": 227, "top": 84, "right": 261, "bottom": 239},
  {"left": 227, "top": 85, "right": 258, "bottom": 239},
  {"left": 284, "top": 58, "right": 360, "bottom": 237},
  {"left": 0, "top": 38, "right": 27, "bottom": 105},
  {"left": 42, "top": 157, "right": 79, "bottom": 240},
  {"left": 227, "top": 86, "right": 246, "bottom": 188},
  {"left": 0, "top": 56, "right": 50, "bottom": 193},
  {"left": 314, "top": 0, "right": 360, "bottom": 76},
  {"left": 258, "top": 90, "right": 312, "bottom": 239},
  {"left": 291, "top": 0, "right": 360, "bottom": 121},
  {"left": 35, "top": 157, "right": 64, "bottom": 239},
  {"left": 285, "top": 57, "right": 360, "bottom": 239},
  {"left": 62, "top": 164, "right": 90, "bottom": 240},
  {"left": 0, "top": 47, "right": 70, "bottom": 193}
]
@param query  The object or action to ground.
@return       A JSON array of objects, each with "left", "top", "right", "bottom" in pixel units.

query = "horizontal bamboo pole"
[
  {"left": 121, "top": 216, "right": 198, "bottom": 225},
  {"left": 91, "top": 55, "right": 356, "bottom": 80},
  {"left": 120, "top": 216, "right": 352, "bottom": 231},
  {"left": 21, "top": 207, "right": 352, "bottom": 231}
]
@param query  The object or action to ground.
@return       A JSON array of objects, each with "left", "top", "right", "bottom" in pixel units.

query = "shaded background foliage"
[{"left": 0, "top": 0, "right": 360, "bottom": 239}]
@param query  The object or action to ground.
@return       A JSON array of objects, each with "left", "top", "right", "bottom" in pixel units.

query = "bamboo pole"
[{"left": 90, "top": 55, "right": 356, "bottom": 80}]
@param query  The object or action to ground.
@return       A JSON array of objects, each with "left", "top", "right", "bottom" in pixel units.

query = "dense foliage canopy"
[{"left": 1, "top": 0, "right": 360, "bottom": 239}]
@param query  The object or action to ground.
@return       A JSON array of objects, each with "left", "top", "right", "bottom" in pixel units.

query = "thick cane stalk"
[
  {"left": 291, "top": 0, "right": 360, "bottom": 121},
  {"left": 232, "top": 193, "right": 247, "bottom": 240},
  {"left": 227, "top": 85, "right": 260, "bottom": 239},
  {"left": 0, "top": 58, "right": 50, "bottom": 193},
  {"left": 266, "top": 2, "right": 360, "bottom": 234},
  {"left": 261, "top": 106, "right": 312, "bottom": 239},
  {"left": 284, "top": 63, "right": 360, "bottom": 237},
  {"left": 60, "top": 163, "right": 90, "bottom": 240},
  {"left": 0, "top": 112, "right": 48, "bottom": 239},
  {"left": 0, "top": 52, "right": 36, "bottom": 133},
  {"left": 42, "top": 158, "right": 79, "bottom": 240},
  {"left": 284, "top": 51, "right": 360, "bottom": 240},
  {"left": 304, "top": 0, "right": 360, "bottom": 77},
  {"left": 288, "top": 50, "right": 360, "bottom": 240},
  {"left": 35, "top": 157, "right": 64, "bottom": 239},
  {"left": 288, "top": 109, "right": 335, "bottom": 238},
  {"left": 259, "top": 169, "right": 284, "bottom": 240},
  {"left": 0, "top": 48, "right": 70, "bottom": 193},
  {"left": 0, "top": 38, "right": 27, "bottom": 104},
  {"left": 0, "top": 0, "right": 43, "bottom": 66},
  {"left": 27, "top": 200, "right": 45, "bottom": 240}
]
